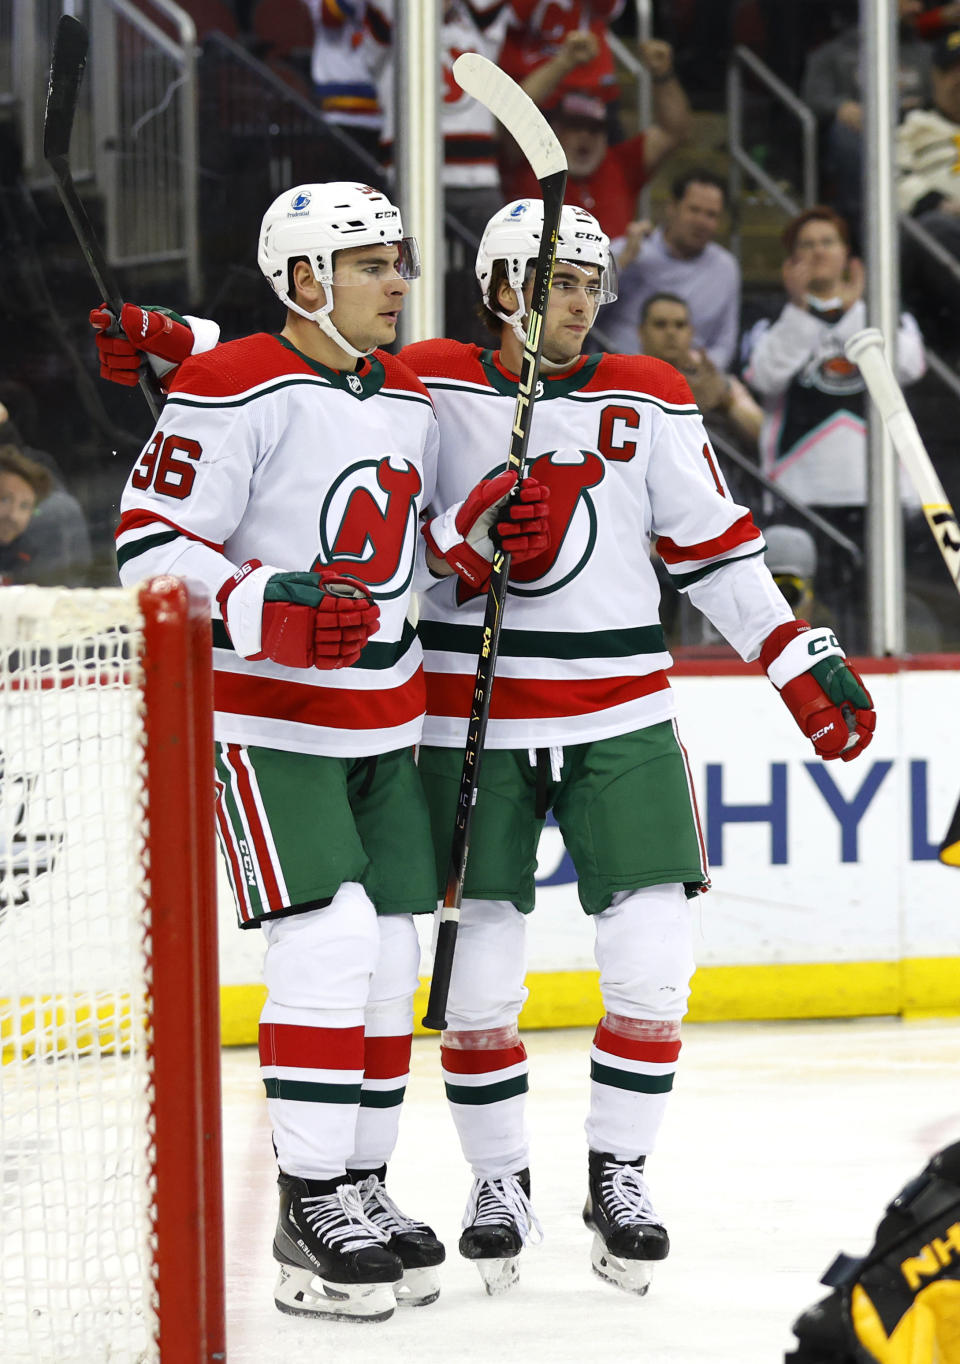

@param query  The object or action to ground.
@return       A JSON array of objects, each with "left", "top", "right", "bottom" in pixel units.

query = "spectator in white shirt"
[{"left": 743, "top": 205, "right": 926, "bottom": 647}]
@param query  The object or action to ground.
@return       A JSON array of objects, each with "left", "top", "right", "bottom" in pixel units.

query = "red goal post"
[{"left": 0, "top": 576, "right": 225, "bottom": 1362}]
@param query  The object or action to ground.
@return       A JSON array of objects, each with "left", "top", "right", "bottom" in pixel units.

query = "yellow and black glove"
[{"left": 786, "top": 1141, "right": 960, "bottom": 1363}]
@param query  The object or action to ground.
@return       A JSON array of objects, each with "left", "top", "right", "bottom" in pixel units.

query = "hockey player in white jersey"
[
  {"left": 402, "top": 200, "right": 876, "bottom": 1298},
  {"left": 102, "top": 181, "right": 549, "bottom": 1323},
  {"left": 90, "top": 199, "right": 875, "bottom": 1302}
]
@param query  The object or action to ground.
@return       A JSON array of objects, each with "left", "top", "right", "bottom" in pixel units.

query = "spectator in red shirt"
[
  {"left": 915, "top": 2, "right": 960, "bottom": 38},
  {"left": 500, "top": 0, "right": 626, "bottom": 114},
  {"left": 504, "top": 36, "right": 691, "bottom": 240}
]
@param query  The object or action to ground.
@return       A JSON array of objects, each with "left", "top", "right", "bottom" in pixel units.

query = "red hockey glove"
[
  {"left": 90, "top": 303, "right": 195, "bottom": 387},
  {"left": 218, "top": 561, "right": 380, "bottom": 670},
  {"left": 422, "top": 470, "right": 550, "bottom": 589},
  {"left": 760, "top": 619, "right": 875, "bottom": 761}
]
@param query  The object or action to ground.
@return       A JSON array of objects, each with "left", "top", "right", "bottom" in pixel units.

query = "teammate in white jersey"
[
  {"left": 401, "top": 200, "right": 875, "bottom": 1298},
  {"left": 91, "top": 200, "right": 875, "bottom": 1302},
  {"left": 98, "top": 181, "right": 549, "bottom": 1323}
]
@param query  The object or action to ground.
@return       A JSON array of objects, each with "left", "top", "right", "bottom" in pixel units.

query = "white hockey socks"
[
  {"left": 441, "top": 1025, "right": 530, "bottom": 1177},
  {"left": 586, "top": 1014, "right": 682, "bottom": 1158}
]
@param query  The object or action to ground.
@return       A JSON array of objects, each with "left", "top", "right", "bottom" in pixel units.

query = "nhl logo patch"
[{"left": 347, "top": 373, "right": 363, "bottom": 395}]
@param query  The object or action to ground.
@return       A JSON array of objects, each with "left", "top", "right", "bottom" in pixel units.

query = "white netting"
[{"left": 0, "top": 587, "right": 158, "bottom": 1363}]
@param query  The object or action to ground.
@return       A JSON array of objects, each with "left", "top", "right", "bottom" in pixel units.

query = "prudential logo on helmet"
[{"left": 291, "top": 191, "right": 311, "bottom": 213}]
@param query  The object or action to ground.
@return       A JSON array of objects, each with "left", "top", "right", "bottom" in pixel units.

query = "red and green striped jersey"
[
  {"left": 400, "top": 340, "right": 788, "bottom": 749},
  {"left": 117, "top": 332, "right": 439, "bottom": 758}
]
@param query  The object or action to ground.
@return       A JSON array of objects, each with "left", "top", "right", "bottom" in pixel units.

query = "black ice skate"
[
  {"left": 350, "top": 1167, "right": 445, "bottom": 1307},
  {"left": 458, "top": 1168, "right": 543, "bottom": 1296},
  {"left": 582, "top": 1150, "right": 669, "bottom": 1297},
  {"left": 272, "top": 1171, "right": 403, "bottom": 1322}
]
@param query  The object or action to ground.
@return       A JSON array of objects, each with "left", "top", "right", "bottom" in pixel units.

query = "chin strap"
[{"left": 283, "top": 284, "right": 375, "bottom": 360}]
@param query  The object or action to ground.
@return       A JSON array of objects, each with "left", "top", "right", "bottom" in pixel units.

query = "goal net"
[{"left": 0, "top": 579, "right": 224, "bottom": 1363}]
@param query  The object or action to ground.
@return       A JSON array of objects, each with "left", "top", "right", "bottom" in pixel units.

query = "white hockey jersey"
[
  {"left": 116, "top": 333, "right": 439, "bottom": 757},
  {"left": 365, "top": 0, "right": 516, "bottom": 188},
  {"left": 400, "top": 340, "right": 792, "bottom": 749}
]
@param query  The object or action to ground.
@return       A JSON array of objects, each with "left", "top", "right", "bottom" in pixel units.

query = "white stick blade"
[
  {"left": 845, "top": 327, "right": 960, "bottom": 594},
  {"left": 452, "top": 53, "right": 567, "bottom": 180},
  {"left": 844, "top": 327, "right": 946, "bottom": 504}
]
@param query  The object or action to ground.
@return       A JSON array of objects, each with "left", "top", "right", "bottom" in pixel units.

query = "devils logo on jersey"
[
  {"left": 455, "top": 447, "right": 605, "bottom": 603},
  {"left": 317, "top": 455, "right": 422, "bottom": 599},
  {"left": 801, "top": 348, "right": 864, "bottom": 397}
]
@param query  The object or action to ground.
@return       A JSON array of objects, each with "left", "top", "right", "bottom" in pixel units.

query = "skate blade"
[
  {"left": 590, "top": 1234, "right": 654, "bottom": 1298},
  {"left": 274, "top": 1263, "right": 397, "bottom": 1322},
  {"left": 395, "top": 1265, "right": 441, "bottom": 1307},
  {"left": 472, "top": 1255, "right": 520, "bottom": 1296}
]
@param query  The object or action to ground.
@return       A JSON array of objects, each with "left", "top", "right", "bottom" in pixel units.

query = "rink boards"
[
  {"left": 0, "top": 659, "right": 956, "bottom": 1039},
  {"left": 216, "top": 657, "right": 960, "bottom": 1032}
]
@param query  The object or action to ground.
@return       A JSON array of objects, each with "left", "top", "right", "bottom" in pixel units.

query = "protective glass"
[{"left": 773, "top": 574, "right": 812, "bottom": 610}]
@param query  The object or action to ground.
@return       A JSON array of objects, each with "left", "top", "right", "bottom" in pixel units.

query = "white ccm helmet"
[
  {"left": 258, "top": 182, "right": 421, "bottom": 358},
  {"left": 476, "top": 199, "right": 617, "bottom": 342}
]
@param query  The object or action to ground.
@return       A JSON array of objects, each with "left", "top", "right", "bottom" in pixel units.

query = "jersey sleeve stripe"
[
  {"left": 165, "top": 376, "right": 332, "bottom": 408},
  {"left": 571, "top": 389, "right": 699, "bottom": 414},
  {"left": 425, "top": 670, "right": 669, "bottom": 722},
  {"left": 669, "top": 545, "right": 766, "bottom": 590},
  {"left": 656, "top": 512, "right": 763, "bottom": 568},
  {"left": 115, "top": 509, "right": 225, "bottom": 569}
]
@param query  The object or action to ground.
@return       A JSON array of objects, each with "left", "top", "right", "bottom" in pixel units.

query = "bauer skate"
[
  {"left": 459, "top": 1168, "right": 543, "bottom": 1296},
  {"left": 351, "top": 1168, "right": 445, "bottom": 1306},
  {"left": 272, "top": 1172, "right": 402, "bottom": 1322},
  {"left": 582, "top": 1150, "right": 669, "bottom": 1297}
]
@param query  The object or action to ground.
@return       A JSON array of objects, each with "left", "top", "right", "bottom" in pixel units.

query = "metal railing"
[
  {"left": 708, "top": 427, "right": 861, "bottom": 565},
  {"left": 8, "top": 0, "right": 94, "bottom": 179},
  {"left": 6, "top": 0, "right": 200, "bottom": 303},
  {"left": 606, "top": 0, "right": 653, "bottom": 217},
  {"left": 726, "top": 43, "right": 818, "bottom": 258},
  {"left": 91, "top": 0, "right": 200, "bottom": 302}
]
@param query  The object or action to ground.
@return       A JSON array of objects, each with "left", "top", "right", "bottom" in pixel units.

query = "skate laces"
[
  {"left": 298, "top": 1181, "right": 390, "bottom": 1251},
  {"left": 601, "top": 1161, "right": 661, "bottom": 1227},
  {"left": 463, "top": 1175, "right": 544, "bottom": 1245},
  {"left": 356, "top": 1174, "right": 428, "bottom": 1235}
]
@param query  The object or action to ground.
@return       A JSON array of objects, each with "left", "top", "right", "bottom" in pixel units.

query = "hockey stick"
[
  {"left": 844, "top": 327, "right": 960, "bottom": 867},
  {"left": 422, "top": 54, "right": 567, "bottom": 1030},
  {"left": 44, "top": 14, "right": 162, "bottom": 421}
]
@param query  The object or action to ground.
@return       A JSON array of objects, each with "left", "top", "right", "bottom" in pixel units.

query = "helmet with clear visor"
[
  {"left": 258, "top": 182, "right": 420, "bottom": 358},
  {"left": 476, "top": 200, "right": 617, "bottom": 342}
]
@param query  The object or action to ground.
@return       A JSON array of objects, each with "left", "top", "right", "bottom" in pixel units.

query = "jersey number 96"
[{"left": 131, "top": 432, "right": 202, "bottom": 500}]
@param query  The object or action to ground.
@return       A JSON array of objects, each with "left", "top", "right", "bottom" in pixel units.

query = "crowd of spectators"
[{"left": 2, "top": 0, "right": 959, "bottom": 655}]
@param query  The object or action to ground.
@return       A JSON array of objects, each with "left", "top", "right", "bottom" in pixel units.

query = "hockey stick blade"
[
  {"left": 44, "top": 14, "right": 88, "bottom": 164},
  {"left": 43, "top": 16, "right": 161, "bottom": 421},
  {"left": 845, "top": 327, "right": 960, "bottom": 592},
  {"left": 845, "top": 327, "right": 960, "bottom": 868},
  {"left": 452, "top": 53, "right": 567, "bottom": 181}
]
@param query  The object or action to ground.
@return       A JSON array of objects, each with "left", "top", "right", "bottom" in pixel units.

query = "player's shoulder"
[
  {"left": 167, "top": 333, "right": 306, "bottom": 398},
  {"left": 582, "top": 352, "right": 697, "bottom": 408},
  {"left": 397, "top": 337, "right": 488, "bottom": 385},
  {"left": 374, "top": 348, "right": 434, "bottom": 402}
]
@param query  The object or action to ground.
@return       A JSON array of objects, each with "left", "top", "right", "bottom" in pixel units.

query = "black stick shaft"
[{"left": 422, "top": 167, "right": 567, "bottom": 1031}]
